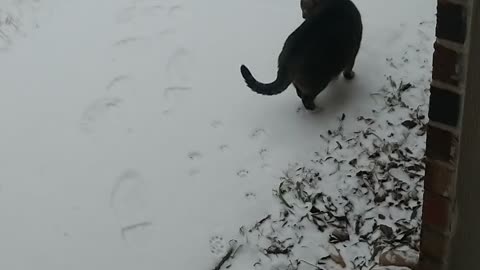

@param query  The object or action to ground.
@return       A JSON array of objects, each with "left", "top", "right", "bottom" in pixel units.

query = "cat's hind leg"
[
  {"left": 293, "top": 82, "right": 303, "bottom": 99},
  {"left": 343, "top": 47, "right": 360, "bottom": 80},
  {"left": 301, "top": 80, "right": 330, "bottom": 111}
]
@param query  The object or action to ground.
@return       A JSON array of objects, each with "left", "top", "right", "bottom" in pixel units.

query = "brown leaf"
[
  {"left": 329, "top": 229, "right": 350, "bottom": 243},
  {"left": 398, "top": 82, "right": 413, "bottom": 92},
  {"left": 329, "top": 248, "right": 347, "bottom": 268},
  {"left": 378, "top": 224, "right": 394, "bottom": 239},
  {"left": 349, "top": 158, "right": 358, "bottom": 167},
  {"left": 378, "top": 249, "right": 418, "bottom": 269},
  {"left": 336, "top": 141, "right": 343, "bottom": 149}
]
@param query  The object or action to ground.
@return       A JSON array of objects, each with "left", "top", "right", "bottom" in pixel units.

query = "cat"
[
  {"left": 240, "top": 0, "right": 363, "bottom": 110},
  {"left": 300, "top": 0, "right": 320, "bottom": 19}
]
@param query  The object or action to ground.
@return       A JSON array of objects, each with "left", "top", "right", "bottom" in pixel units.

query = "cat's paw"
[
  {"left": 343, "top": 70, "right": 355, "bottom": 80},
  {"left": 302, "top": 99, "right": 316, "bottom": 111},
  {"left": 209, "top": 235, "right": 228, "bottom": 257}
]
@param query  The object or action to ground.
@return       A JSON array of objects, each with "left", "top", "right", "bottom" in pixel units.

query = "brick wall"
[{"left": 418, "top": 0, "right": 471, "bottom": 269}]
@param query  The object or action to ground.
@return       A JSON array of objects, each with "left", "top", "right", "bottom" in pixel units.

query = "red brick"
[
  {"left": 420, "top": 226, "right": 450, "bottom": 261},
  {"left": 432, "top": 43, "right": 462, "bottom": 86},
  {"left": 436, "top": 0, "right": 467, "bottom": 44},
  {"left": 422, "top": 190, "right": 452, "bottom": 233},
  {"left": 425, "top": 125, "right": 459, "bottom": 164},
  {"left": 417, "top": 256, "right": 447, "bottom": 270},
  {"left": 428, "top": 85, "right": 462, "bottom": 126},
  {"left": 424, "top": 159, "right": 456, "bottom": 197}
]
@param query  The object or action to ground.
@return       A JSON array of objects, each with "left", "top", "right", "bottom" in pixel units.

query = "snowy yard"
[{"left": 0, "top": 0, "right": 435, "bottom": 269}]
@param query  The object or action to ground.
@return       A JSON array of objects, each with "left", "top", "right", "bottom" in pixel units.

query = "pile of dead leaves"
[{"left": 214, "top": 77, "right": 429, "bottom": 270}]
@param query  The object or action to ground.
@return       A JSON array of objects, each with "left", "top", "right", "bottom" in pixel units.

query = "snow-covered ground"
[{"left": 0, "top": 0, "right": 435, "bottom": 269}]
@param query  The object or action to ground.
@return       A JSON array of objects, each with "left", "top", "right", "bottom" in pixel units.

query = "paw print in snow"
[
  {"left": 209, "top": 235, "right": 228, "bottom": 257},
  {"left": 219, "top": 144, "right": 229, "bottom": 152},
  {"left": 187, "top": 151, "right": 202, "bottom": 160},
  {"left": 259, "top": 148, "right": 268, "bottom": 160},
  {"left": 250, "top": 128, "right": 266, "bottom": 140},
  {"left": 211, "top": 120, "right": 223, "bottom": 128},
  {"left": 237, "top": 169, "right": 249, "bottom": 178}
]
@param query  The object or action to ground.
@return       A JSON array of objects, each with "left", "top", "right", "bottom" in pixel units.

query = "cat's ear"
[{"left": 300, "top": 0, "right": 312, "bottom": 18}]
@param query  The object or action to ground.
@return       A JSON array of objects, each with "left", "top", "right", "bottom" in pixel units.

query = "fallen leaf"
[{"left": 401, "top": 120, "right": 417, "bottom": 129}]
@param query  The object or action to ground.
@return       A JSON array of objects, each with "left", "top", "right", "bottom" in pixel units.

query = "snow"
[{"left": 0, "top": 0, "right": 435, "bottom": 269}]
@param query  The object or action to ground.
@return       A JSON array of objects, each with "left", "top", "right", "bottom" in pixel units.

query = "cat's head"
[
  {"left": 300, "top": 0, "right": 319, "bottom": 19},
  {"left": 301, "top": 0, "right": 340, "bottom": 19}
]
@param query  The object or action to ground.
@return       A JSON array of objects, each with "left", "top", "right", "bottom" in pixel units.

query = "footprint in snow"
[
  {"left": 209, "top": 235, "right": 228, "bottom": 257},
  {"left": 163, "top": 85, "right": 192, "bottom": 99},
  {"left": 106, "top": 75, "right": 131, "bottom": 90},
  {"left": 237, "top": 169, "right": 249, "bottom": 178},
  {"left": 261, "top": 163, "right": 272, "bottom": 173},
  {"left": 116, "top": 0, "right": 169, "bottom": 23},
  {"left": 110, "top": 170, "right": 154, "bottom": 245},
  {"left": 165, "top": 47, "right": 192, "bottom": 87},
  {"left": 80, "top": 97, "right": 123, "bottom": 133},
  {"left": 250, "top": 128, "right": 267, "bottom": 140},
  {"left": 164, "top": 47, "right": 194, "bottom": 100},
  {"left": 258, "top": 148, "right": 273, "bottom": 172},
  {"left": 113, "top": 37, "right": 143, "bottom": 47},
  {"left": 245, "top": 192, "right": 256, "bottom": 200},
  {"left": 259, "top": 148, "right": 268, "bottom": 160},
  {"left": 187, "top": 152, "right": 202, "bottom": 176},
  {"left": 211, "top": 120, "right": 223, "bottom": 129},
  {"left": 168, "top": 4, "right": 183, "bottom": 17},
  {"left": 120, "top": 221, "right": 154, "bottom": 245},
  {"left": 187, "top": 151, "right": 202, "bottom": 160},
  {"left": 218, "top": 144, "right": 229, "bottom": 152}
]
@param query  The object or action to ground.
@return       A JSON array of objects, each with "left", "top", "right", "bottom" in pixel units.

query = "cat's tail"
[{"left": 240, "top": 65, "right": 292, "bottom": 96}]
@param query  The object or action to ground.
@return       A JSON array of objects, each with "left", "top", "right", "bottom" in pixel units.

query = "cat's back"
[
  {"left": 306, "top": 0, "right": 361, "bottom": 43},
  {"left": 278, "top": 0, "right": 362, "bottom": 79},
  {"left": 280, "top": 0, "right": 362, "bottom": 74},
  {"left": 294, "top": 0, "right": 362, "bottom": 64}
]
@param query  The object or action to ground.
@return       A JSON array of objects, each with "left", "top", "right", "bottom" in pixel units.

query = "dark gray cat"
[
  {"left": 240, "top": 0, "right": 363, "bottom": 110},
  {"left": 300, "top": 0, "right": 321, "bottom": 19}
]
